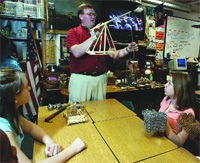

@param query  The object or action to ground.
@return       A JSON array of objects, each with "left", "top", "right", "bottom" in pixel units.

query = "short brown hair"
[{"left": 77, "top": 3, "right": 94, "bottom": 15}]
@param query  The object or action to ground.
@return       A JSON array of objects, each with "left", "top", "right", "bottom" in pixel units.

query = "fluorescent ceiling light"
[{"left": 134, "top": 7, "right": 144, "bottom": 13}]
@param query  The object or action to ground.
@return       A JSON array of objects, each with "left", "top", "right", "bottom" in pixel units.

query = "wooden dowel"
[
  {"left": 91, "top": 11, "right": 132, "bottom": 31},
  {"left": 44, "top": 104, "right": 70, "bottom": 122}
]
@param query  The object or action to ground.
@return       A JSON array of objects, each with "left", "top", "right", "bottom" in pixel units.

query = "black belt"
[{"left": 78, "top": 72, "right": 104, "bottom": 76}]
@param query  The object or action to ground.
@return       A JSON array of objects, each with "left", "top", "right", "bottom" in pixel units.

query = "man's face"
[{"left": 79, "top": 8, "right": 96, "bottom": 29}]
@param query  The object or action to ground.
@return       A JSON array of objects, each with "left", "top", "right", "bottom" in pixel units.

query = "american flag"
[{"left": 22, "top": 20, "right": 41, "bottom": 120}]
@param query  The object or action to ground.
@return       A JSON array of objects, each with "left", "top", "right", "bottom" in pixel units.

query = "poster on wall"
[
  {"left": 155, "top": 31, "right": 164, "bottom": 40},
  {"left": 155, "top": 42, "right": 164, "bottom": 51},
  {"left": 146, "top": 16, "right": 165, "bottom": 59}
]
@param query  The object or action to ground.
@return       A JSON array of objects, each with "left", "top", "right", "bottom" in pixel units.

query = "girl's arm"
[
  {"left": 6, "top": 132, "right": 86, "bottom": 163},
  {"left": 20, "top": 116, "right": 86, "bottom": 162},
  {"left": 20, "top": 116, "right": 62, "bottom": 156},
  {"left": 165, "top": 121, "right": 188, "bottom": 147},
  {"left": 38, "top": 138, "right": 86, "bottom": 163},
  {"left": 6, "top": 131, "right": 31, "bottom": 163}
]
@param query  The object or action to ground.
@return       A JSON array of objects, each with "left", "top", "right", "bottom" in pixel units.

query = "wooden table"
[
  {"left": 94, "top": 116, "right": 178, "bottom": 162},
  {"left": 33, "top": 99, "right": 198, "bottom": 163},
  {"left": 140, "top": 148, "right": 200, "bottom": 163},
  {"left": 60, "top": 85, "right": 137, "bottom": 103},
  {"left": 106, "top": 85, "right": 138, "bottom": 93},
  {"left": 82, "top": 99, "right": 136, "bottom": 122},
  {"left": 32, "top": 105, "right": 118, "bottom": 163},
  {"left": 60, "top": 85, "right": 164, "bottom": 96},
  {"left": 60, "top": 85, "right": 165, "bottom": 118},
  {"left": 106, "top": 85, "right": 165, "bottom": 118}
]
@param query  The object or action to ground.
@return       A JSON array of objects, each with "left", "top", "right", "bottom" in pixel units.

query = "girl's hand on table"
[
  {"left": 44, "top": 143, "right": 62, "bottom": 157},
  {"left": 69, "top": 137, "right": 87, "bottom": 154}
]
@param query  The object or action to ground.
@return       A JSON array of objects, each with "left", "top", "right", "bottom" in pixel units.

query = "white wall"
[
  {"left": 173, "top": 10, "right": 200, "bottom": 21},
  {"left": 172, "top": 10, "right": 200, "bottom": 58}
]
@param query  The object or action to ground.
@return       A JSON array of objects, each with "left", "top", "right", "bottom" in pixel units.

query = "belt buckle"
[{"left": 91, "top": 72, "right": 97, "bottom": 76}]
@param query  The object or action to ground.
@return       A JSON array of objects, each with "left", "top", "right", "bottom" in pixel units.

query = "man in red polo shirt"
[{"left": 66, "top": 3, "right": 138, "bottom": 103}]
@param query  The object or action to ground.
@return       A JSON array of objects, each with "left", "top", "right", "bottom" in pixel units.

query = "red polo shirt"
[{"left": 66, "top": 24, "right": 113, "bottom": 73}]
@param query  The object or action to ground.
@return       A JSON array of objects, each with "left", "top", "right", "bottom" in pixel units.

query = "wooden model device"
[
  {"left": 86, "top": 11, "right": 132, "bottom": 55},
  {"left": 63, "top": 102, "right": 87, "bottom": 125}
]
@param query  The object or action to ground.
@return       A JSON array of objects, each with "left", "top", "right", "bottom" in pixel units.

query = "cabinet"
[
  {"left": 0, "top": 14, "right": 45, "bottom": 71},
  {"left": 0, "top": 0, "right": 45, "bottom": 71}
]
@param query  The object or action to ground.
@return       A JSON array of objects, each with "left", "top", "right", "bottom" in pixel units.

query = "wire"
[{"left": 130, "top": 13, "right": 135, "bottom": 60}]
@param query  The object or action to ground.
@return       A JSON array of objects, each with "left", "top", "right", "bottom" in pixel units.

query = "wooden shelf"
[
  {"left": 5, "top": 37, "right": 42, "bottom": 41},
  {"left": 0, "top": 14, "right": 45, "bottom": 21},
  {"left": 46, "top": 30, "right": 68, "bottom": 34}
]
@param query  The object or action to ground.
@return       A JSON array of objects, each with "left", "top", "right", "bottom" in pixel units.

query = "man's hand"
[
  {"left": 90, "top": 23, "right": 103, "bottom": 41},
  {"left": 90, "top": 30, "right": 97, "bottom": 41},
  {"left": 126, "top": 42, "right": 138, "bottom": 53}
]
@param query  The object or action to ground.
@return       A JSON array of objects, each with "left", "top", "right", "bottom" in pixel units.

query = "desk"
[
  {"left": 60, "top": 88, "right": 69, "bottom": 103},
  {"left": 60, "top": 85, "right": 165, "bottom": 118},
  {"left": 82, "top": 99, "right": 136, "bottom": 122},
  {"left": 95, "top": 116, "right": 178, "bottom": 162},
  {"left": 60, "top": 85, "right": 137, "bottom": 103},
  {"left": 106, "top": 85, "right": 165, "bottom": 118},
  {"left": 32, "top": 105, "right": 118, "bottom": 163},
  {"left": 60, "top": 85, "right": 164, "bottom": 96},
  {"left": 106, "top": 85, "right": 137, "bottom": 93},
  {"left": 33, "top": 99, "right": 198, "bottom": 163},
  {"left": 140, "top": 148, "right": 200, "bottom": 163}
]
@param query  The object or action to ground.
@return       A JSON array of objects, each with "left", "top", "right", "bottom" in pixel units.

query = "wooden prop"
[
  {"left": 44, "top": 104, "right": 70, "bottom": 122},
  {"left": 86, "top": 11, "right": 131, "bottom": 55},
  {"left": 63, "top": 114, "right": 87, "bottom": 125},
  {"left": 63, "top": 102, "right": 87, "bottom": 125}
]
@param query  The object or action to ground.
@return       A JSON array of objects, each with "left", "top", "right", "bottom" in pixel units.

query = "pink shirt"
[{"left": 159, "top": 96, "right": 195, "bottom": 134}]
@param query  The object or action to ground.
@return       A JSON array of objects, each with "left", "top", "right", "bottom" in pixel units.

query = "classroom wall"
[
  {"left": 168, "top": 10, "right": 200, "bottom": 58},
  {"left": 141, "top": 2, "right": 200, "bottom": 21},
  {"left": 172, "top": 10, "right": 200, "bottom": 21},
  {"left": 164, "top": 16, "right": 200, "bottom": 58},
  {"left": 144, "top": 3, "right": 200, "bottom": 60},
  {"left": 50, "top": 2, "right": 200, "bottom": 66}
]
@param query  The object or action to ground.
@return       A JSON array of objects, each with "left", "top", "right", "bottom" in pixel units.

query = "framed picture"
[{"left": 60, "top": 36, "right": 69, "bottom": 59}]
